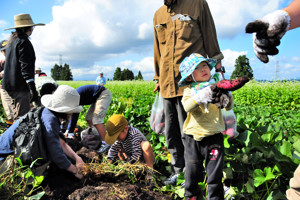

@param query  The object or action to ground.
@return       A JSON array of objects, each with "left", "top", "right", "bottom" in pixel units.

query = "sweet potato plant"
[{"left": 0, "top": 80, "right": 299, "bottom": 199}]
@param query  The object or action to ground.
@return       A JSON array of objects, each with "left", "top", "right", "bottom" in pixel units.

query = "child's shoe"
[{"left": 163, "top": 173, "right": 179, "bottom": 186}]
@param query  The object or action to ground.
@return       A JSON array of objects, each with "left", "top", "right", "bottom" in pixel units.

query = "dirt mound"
[
  {"left": 68, "top": 183, "right": 171, "bottom": 200},
  {"left": 39, "top": 137, "right": 172, "bottom": 200}
]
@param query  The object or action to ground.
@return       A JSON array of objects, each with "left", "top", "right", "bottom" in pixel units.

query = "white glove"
[
  {"left": 192, "top": 86, "right": 213, "bottom": 105},
  {"left": 245, "top": 10, "right": 291, "bottom": 63}
]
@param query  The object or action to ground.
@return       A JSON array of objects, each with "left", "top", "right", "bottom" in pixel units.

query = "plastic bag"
[
  {"left": 221, "top": 109, "right": 239, "bottom": 139},
  {"left": 81, "top": 127, "right": 102, "bottom": 150},
  {"left": 150, "top": 92, "right": 165, "bottom": 134}
]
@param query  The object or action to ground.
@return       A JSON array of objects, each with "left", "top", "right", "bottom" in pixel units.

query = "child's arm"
[
  {"left": 107, "top": 142, "right": 122, "bottom": 162},
  {"left": 182, "top": 87, "right": 213, "bottom": 112}
]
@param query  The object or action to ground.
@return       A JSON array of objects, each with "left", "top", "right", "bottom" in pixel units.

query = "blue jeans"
[{"left": 184, "top": 133, "right": 224, "bottom": 200}]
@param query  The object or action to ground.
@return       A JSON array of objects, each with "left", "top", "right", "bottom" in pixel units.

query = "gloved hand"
[
  {"left": 210, "top": 84, "right": 230, "bottom": 109},
  {"left": 245, "top": 10, "right": 291, "bottom": 63},
  {"left": 27, "top": 81, "right": 41, "bottom": 106},
  {"left": 192, "top": 86, "right": 213, "bottom": 105}
]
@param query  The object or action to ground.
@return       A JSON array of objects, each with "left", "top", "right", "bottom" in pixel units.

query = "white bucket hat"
[
  {"left": 5, "top": 13, "right": 45, "bottom": 30},
  {"left": 41, "top": 85, "right": 83, "bottom": 113}
]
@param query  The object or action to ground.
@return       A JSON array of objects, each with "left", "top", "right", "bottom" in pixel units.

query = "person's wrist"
[{"left": 216, "top": 66, "right": 225, "bottom": 73}]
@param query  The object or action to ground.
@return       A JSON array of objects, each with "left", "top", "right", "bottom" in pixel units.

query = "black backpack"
[{"left": 13, "top": 107, "right": 48, "bottom": 166}]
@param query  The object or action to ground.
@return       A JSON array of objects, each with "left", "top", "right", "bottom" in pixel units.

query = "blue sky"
[{"left": 0, "top": 0, "right": 299, "bottom": 81}]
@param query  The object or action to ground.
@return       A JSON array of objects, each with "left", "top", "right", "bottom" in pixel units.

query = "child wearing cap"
[
  {"left": 178, "top": 53, "right": 234, "bottom": 199},
  {"left": 105, "top": 114, "right": 154, "bottom": 168}
]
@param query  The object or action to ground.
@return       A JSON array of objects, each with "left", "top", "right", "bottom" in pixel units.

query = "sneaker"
[
  {"left": 163, "top": 173, "right": 179, "bottom": 186},
  {"left": 97, "top": 142, "right": 111, "bottom": 154}
]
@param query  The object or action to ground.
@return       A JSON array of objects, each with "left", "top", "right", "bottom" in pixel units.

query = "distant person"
[
  {"left": 245, "top": 0, "right": 300, "bottom": 63},
  {"left": 66, "top": 85, "right": 112, "bottom": 152},
  {"left": 0, "top": 85, "right": 85, "bottom": 179},
  {"left": 35, "top": 76, "right": 58, "bottom": 96},
  {"left": 96, "top": 72, "right": 106, "bottom": 86},
  {"left": 2, "top": 13, "right": 44, "bottom": 121},
  {"left": 35, "top": 67, "right": 47, "bottom": 78},
  {"left": 0, "top": 40, "right": 14, "bottom": 129}
]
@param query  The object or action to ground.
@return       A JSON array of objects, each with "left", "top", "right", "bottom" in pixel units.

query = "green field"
[
  {"left": 1, "top": 80, "right": 299, "bottom": 199},
  {"left": 61, "top": 80, "right": 300, "bottom": 199}
]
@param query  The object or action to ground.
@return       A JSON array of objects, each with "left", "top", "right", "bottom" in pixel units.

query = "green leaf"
[
  {"left": 277, "top": 140, "right": 292, "bottom": 158},
  {"left": 254, "top": 167, "right": 275, "bottom": 187},
  {"left": 159, "top": 135, "right": 165, "bottom": 143},
  {"left": 261, "top": 132, "right": 272, "bottom": 143},
  {"left": 223, "top": 135, "right": 230, "bottom": 148},
  {"left": 177, "top": 172, "right": 185, "bottom": 185},
  {"left": 175, "top": 188, "right": 185, "bottom": 198},
  {"left": 32, "top": 176, "right": 44, "bottom": 187},
  {"left": 155, "top": 143, "right": 162, "bottom": 149},
  {"left": 15, "top": 157, "right": 23, "bottom": 167},
  {"left": 25, "top": 170, "right": 33, "bottom": 179},
  {"left": 246, "top": 178, "right": 255, "bottom": 193},
  {"left": 28, "top": 192, "right": 45, "bottom": 200},
  {"left": 253, "top": 169, "right": 266, "bottom": 187},
  {"left": 198, "top": 181, "right": 206, "bottom": 191},
  {"left": 264, "top": 167, "right": 275, "bottom": 181},
  {"left": 223, "top": 167, "right": 233, "bottom": 179},
  {"left": 293, "top": 139, "right": 300, "bottom": 153}
]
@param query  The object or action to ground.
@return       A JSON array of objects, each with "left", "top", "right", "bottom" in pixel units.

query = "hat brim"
[
  {"left": 4, "top": 23, "right": 45, "bottom": 30},
  {"left": 41, "top": 94, "right": 83, "bottom": 113},
  {"left": 105, "top": 130, "right": 121, "bottom": 145}
]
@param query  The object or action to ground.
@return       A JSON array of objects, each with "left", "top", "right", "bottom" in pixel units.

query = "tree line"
[
  {"left": 50, "top": 55, "right": 253, "bottom": 81},
  {"left": 113, "top": 67, "right": 143, "bottom": 81},
  {"left": 51, "top": 64, "right": 73, "bottom": 81}
]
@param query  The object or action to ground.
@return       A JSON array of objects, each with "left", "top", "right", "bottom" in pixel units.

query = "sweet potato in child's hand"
[{"left": 216, "top": 76, "right": 250, "bottom": 91}]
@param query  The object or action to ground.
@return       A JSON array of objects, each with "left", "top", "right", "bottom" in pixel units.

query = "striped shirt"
[{"left": 107, "top": 126, "right": 147, "bottom": 163}]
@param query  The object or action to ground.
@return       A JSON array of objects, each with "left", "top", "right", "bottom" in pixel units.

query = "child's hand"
[{"left": 192, "top": 86, "right": 213, "bottom": 105}]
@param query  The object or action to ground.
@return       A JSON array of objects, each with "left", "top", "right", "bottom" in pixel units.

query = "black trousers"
[
  {"left": 163, "top": 97, "right": 187, "bottom": 174},
  {"left": 184, "top": 133, "right": 224, "bottom": 200}
]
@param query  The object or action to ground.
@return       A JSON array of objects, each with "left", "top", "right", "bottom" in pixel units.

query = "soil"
[{"left": 39, "top": 137, "right": 172, "bottom": 200}]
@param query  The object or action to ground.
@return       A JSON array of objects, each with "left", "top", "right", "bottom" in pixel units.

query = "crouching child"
[{"left": 105, "top": 114, "right": 154, "bottom": 169}]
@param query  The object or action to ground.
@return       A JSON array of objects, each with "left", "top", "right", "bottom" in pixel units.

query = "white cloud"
[
  {"left": 221, "top": 49, "right": 248, "bottom": 74},
  {"left": 292, "top": 57, "right": 300, "bottom": 62},
  {"left": 17, "top": 0, "right": 297, "bottom": 81},
  {"left": 32, "top": 0, "right": 161, "bottom": 75},
  {"left": 208, "top": 0, "right": 281, "bottom": 38},
  {"left": 0, "top": 20, "right": 8, "bottom": 29},
  {"left": 138, "top": 22, "right": 152, "bottom": 40}
]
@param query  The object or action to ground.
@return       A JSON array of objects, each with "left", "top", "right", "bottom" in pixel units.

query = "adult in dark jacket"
[
  {"left": 0, "top": 85, "right": 85, "bottom": 179},
  {"left": 2, "top": 13, "right": 44, "bottom": 121}
]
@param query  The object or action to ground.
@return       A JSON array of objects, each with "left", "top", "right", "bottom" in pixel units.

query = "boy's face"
[
  {"left": 117, "top": 126, "right": 129, "bottom": 141},
  {"left": 192, "top": 61, "right": 211, "bottom": 82}
]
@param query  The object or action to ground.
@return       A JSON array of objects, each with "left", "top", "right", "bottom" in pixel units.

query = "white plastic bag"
[
  {"left": 222, "top": 109, "right": 239, "bottom": 139},
  {"left": 150, "top": 92, "right": 165, "bottom": 134}
]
